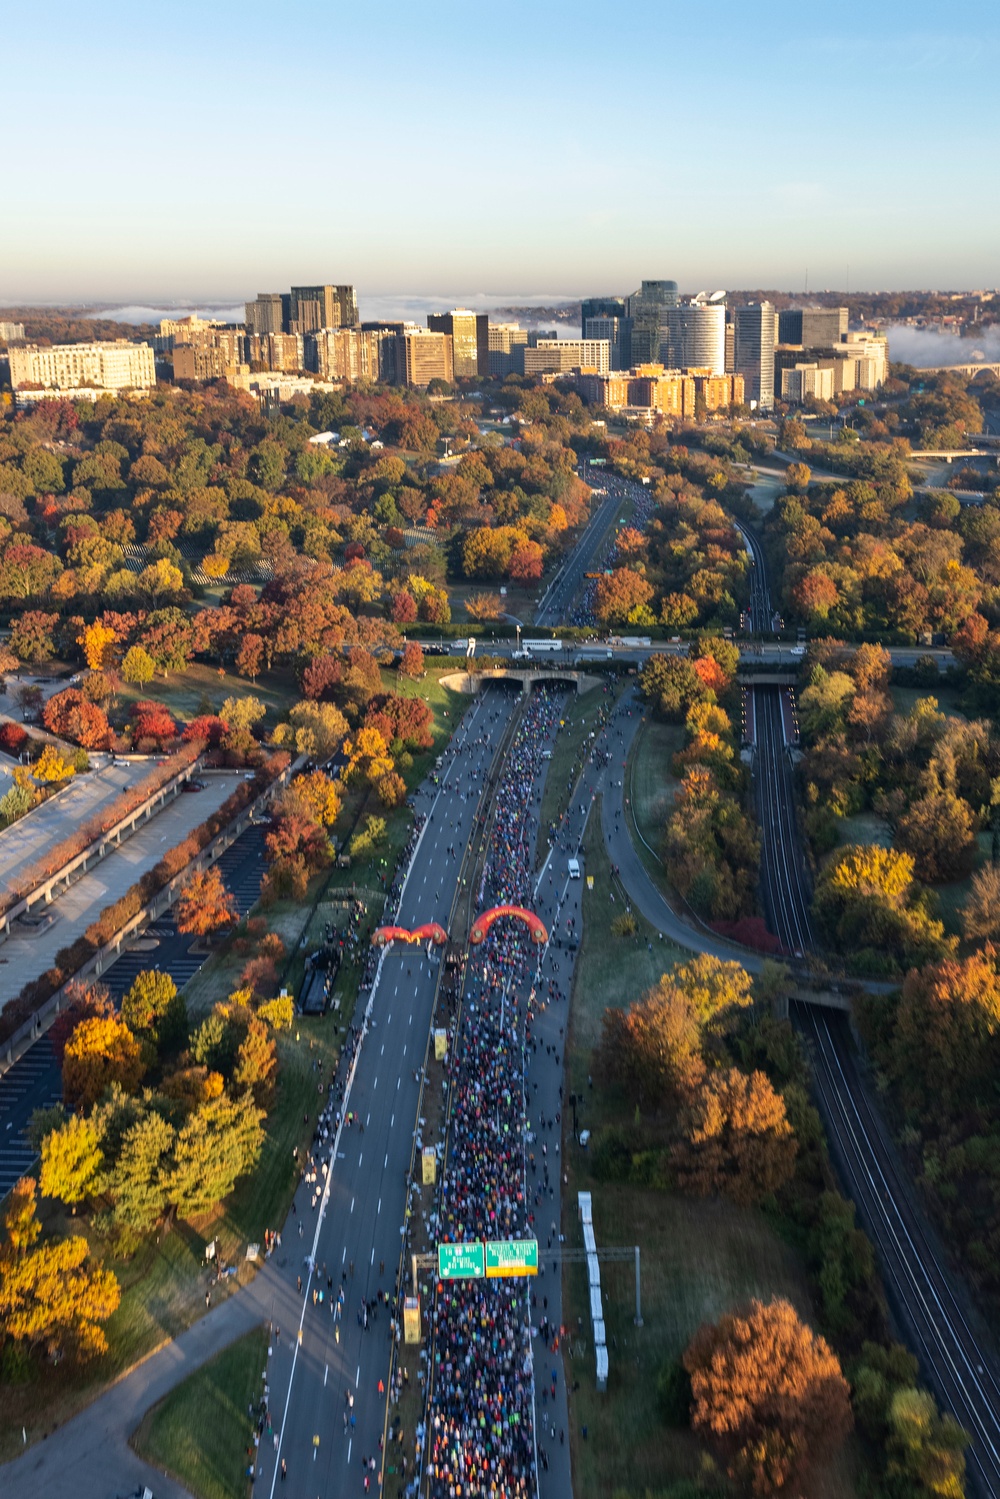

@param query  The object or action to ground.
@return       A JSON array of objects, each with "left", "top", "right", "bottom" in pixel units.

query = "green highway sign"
[
  {"left": 438, "top": 1242, "right": 485, "bottom": 1280},
  {"left": 485, "top": 1238, "right": 539, "bottom": 1278}
]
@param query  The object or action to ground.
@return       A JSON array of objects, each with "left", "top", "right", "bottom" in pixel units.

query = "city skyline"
[{"left": 5, "top": 0, "right": 999, "bottom": 300}]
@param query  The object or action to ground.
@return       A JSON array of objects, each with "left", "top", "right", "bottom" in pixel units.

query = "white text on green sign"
[
  {"left": 485, "top": 1239, "right": 539, "bottom": 1278},
  {"left": 438, "top": 1243, "right": 485, "bottom": 1280}
]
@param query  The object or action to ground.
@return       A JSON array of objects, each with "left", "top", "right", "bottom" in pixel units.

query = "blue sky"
[{"left": 4, "top": 0, "right": 999, "bottom": 306}]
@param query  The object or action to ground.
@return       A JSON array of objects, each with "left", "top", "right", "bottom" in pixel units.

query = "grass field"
[
  {"left": 132, "top": 1325, "right": 269, "bottom": 1499},
  {"left": 571, "top": 802, "right": 685, "bottom": 1054},
  {"left": 563, "top": 803, "right": 859, "bottom": 1499},
  {"left": 118, "top": 661, "right": 299, "bottom": 730},
  {"left": 537, "top": 681, "right": 622, "bottom": 847}
]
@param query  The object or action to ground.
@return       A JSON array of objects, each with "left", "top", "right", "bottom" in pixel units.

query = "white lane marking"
[
  {"left": 342, "top": 1246, "right": 346, "bottom": 1263},
  {"left": 391, "top": 1114, "right": 394, "bottom": 1127},
  {"left": 356, "top": 1363, "right": 360, "bottom": 1383},
  {"left": 373, "top": 1077, "right": 377, "bottom": 1090},
  {"left": 324, "top": 1363, "right": 328, "bottom": 1386},
  {"left": 348, "top": 1439, "right": 352, "bottom": 1462},
  {"left": 358, "top": 1153, "right": 363, "bottom": 1167},
  {"left": 384, "top": 1152, "right": 388, "bottom": 1169},
  {"left": 366, "top": 1112, "right": 370, "bottom": 1126},
  {"left": 371, "top": 1246, "right": 375, "bottom": 1265},
  {"left": 377, "top": 1197, "right": 381, "bottom": 1214},
  {"left": 350, "top": 1196, "right": 355, "bottom": 1213},
  {"left": 381, "top": 1043, "right": 384, "bottom": 1056},
  {"left": 402, "top": 1044, "right": 406, "bottom": 1057}
]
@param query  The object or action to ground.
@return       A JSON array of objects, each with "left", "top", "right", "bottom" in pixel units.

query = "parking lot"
[{"left": 0, "top": 773, "right": 244, "bottom": 1004}]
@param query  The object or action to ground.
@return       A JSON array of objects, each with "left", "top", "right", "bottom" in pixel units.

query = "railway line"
[{"left": 741, "top": 515, "right": 1000, "bottom": 1496}]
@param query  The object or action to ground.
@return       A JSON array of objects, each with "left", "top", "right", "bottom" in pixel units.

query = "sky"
[{"left": 4, "top": 0, "right": 999, "bottom": 308}]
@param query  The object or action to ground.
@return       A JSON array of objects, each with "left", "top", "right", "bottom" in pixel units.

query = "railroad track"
[{"left": 743, "top": 515, "right": 1000, "bottom": 1494}]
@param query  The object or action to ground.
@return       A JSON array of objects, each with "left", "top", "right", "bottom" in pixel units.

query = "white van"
[{"left": 568, "top": 858, "right": 581, "bottom": 880}]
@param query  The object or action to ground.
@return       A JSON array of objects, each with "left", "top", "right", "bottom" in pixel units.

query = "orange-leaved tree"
[
  {"left": 62, "top": 1014, "right": 145, "bottom": 1112},
  {"left": 684, "top": 1297, "right": 852, "bottom": 1496},
  {"left": 175, "top": 866, "right": 238, "bottom": 936},
  {"left": 672, "top": 1067, "right": 797, "bottom": 1207}
]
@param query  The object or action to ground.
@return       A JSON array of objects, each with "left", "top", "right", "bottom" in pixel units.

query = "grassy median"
[
  {"left": 132, "top": 1325, "right": 270, "bottom": 1499},
  {"left": 562, "top": 799, "right": 860, "bottom": 1499}
]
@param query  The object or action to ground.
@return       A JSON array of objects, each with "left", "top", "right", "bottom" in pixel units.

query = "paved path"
[{"left": 597, "top": 692, "right": 765, "bottom": 973}]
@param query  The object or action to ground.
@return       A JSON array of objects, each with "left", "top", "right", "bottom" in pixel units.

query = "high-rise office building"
[
  {"left": 731, "top": 301, "right": 775, "bottom": 410},
  {"left": 487, "top": 322, "right": 528, "bottom": 378},
  {"left": 396, "top": 328, "right": 454, "bottom": 387},
  {"left": 583, "top": 316, "right": 631, "bottom": 370},
  {"left": 580, "top": 297, "right": 626, "bottom": 336},
  {"left": 426, "top": 310, "right": 488, "bottom": 378},
  {"left": 0, "top": 321, "right": 25, "bottom": 344},
  {"left": 245, "top": 294, "right": 289, "bottom": 336},
  {"left": 626, "top": 280, "right": 679, "bottom": 364},
  {"left": 289, "top": 285, "right": 358, "bottom": 334},
  {"left": 777, "top": 307, "right": 849, "bottom": 346},
  {"left": 666, "top": 300, "right": 726, "bottom": 375}
]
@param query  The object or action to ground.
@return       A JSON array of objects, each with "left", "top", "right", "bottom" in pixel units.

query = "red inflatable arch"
[
  {"left": 469, "top": 905, "right": 548, "bottom": 946},
  {"left": 372, "top": 923, "right": 449, "bottom": 948}
]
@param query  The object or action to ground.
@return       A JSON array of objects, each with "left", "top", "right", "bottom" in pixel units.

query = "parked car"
[{"left": 183, "top": 779, "right": 206, "bottom": 792}]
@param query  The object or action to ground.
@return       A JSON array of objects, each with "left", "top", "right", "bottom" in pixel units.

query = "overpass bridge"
[{"left": 439, "top": 667, "right": 603, "bottom": 696}]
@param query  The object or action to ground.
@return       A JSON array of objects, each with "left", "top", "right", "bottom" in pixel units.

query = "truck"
[
  {"left": 522, "top": 639, "right": 563, "bottom": 654},
  {"left": 609, "top": 636, "right": 652, "bottom": 648}
]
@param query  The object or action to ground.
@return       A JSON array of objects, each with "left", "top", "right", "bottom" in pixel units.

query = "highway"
[
  {"left": 533, "top": 472, "right": 633, "bottom": 627},
  {"left": 250, "top": 690, "right": 525, "bottom": 1497},
  {"left": 742, "top": 512, "right": 1000, "bottom": 1497}
]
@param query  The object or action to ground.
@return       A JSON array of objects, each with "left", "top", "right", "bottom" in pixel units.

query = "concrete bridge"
[
  {"left": 919, "top": 362, "right": 1000, "bottom": 379},
  {"left": 440, "top": 668, "right": 603, "bottom": 696}
]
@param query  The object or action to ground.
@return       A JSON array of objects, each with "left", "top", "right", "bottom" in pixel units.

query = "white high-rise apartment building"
[{"left": 9, "top": 340, "right": 156, "bottom": 393}]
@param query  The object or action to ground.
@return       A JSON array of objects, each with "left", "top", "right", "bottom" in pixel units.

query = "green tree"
[
  {"left": 168, "top": 1093, "right": 264, "bottom": 1217},
  {"left": 885, "top": 1387, "right": 967, "bottom": 1499},
  {"left": 121, "top": 970, "right": 187, "bottom": 1054},
  {"left": 107, "top": 1111, "right": 175, "bottom": 1235}
]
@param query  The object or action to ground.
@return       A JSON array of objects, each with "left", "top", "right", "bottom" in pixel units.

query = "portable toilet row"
[{"left": 579, "top": 1191, "right": 608, "bottom": 1392}]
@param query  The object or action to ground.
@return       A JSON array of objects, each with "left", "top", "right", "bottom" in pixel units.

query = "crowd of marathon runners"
[{"left": 425, "top": 688, "right": 564, "bottom": 1499}]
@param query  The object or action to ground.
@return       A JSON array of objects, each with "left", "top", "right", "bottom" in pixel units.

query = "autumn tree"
[
  {"left": 640, "top": 655, "right": 708, "bottom": 721},
  {"left": 63, "top": 1015, "right": 145, "bottom": 1112},
  {"left": 0, "top": 1177, "right": 121, "bottom": 1361},
  {"left": 166, "top": 1092, "right": 264, "bottom": 1216},
  {"left": 175, "top": 866, "right": 238, "bottom": 936},
  {"left": 121, "top": 970, "right": 188, "bottom": 1054},
  {"left": 39, "top": 1113, "right": 104, "bottom": 1208},
  {"left": 683, "top": 1297, "right": 852, "bottom": 1496},
  {"left": 961, "top": 864, "right": 1000, "bottom": 942},
  {"left": 813, "top": 844, "right": 950, "bottom": 972},
  {"left": 292, "top": 770, "right": 342, "bottom": 828},
  {"left": 105, "top": 1110, "right": 175, "bottom": 1235},
  {"left": 121, "top": 643, "right": 155, "bottom": 687},
  {"left": 43, "top": 688, "right": 110, "bottom": 750},
  {"left": 884, "top": 1387, "right": 968, "bottom": 1499},
  {"left": 672, "top": 1067, "right": 797, "bottom": 1206},
  {"left": 890, "top": 949, "right": 1000, "bottom": 1120},
  {"left": 77, "top": 620, "right": 117, "bottom": 671},
  {"left": 593, "top": 567, "right": 655, "bottom": 625},
  {"left": 32, "top": 743, "right": 76, "bottom": 784},
  {"left": 232, "top": 1015, "right": 278, "bottom": 1106},
  {"left": 399, "top": 640, "right": 425, "bottom": 678},
  {"left": 274, "top": 698, "right": 348, "bottom": 758}
]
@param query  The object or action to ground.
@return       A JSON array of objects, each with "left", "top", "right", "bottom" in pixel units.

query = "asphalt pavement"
[{"left": 0, "top": 826, "right": 268, "bottom": 1200}]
